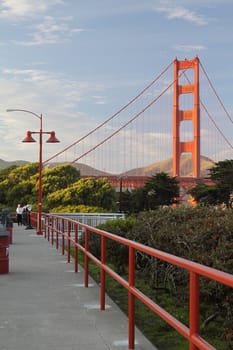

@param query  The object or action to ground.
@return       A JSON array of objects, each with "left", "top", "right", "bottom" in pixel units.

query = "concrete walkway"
[{"left": 0, "top": 225, "right": 157, "bottom": 350}]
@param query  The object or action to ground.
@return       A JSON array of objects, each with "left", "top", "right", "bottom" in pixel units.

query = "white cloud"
[
  {"left": 156, "top": 5, "right": 209, "bottom": 26},
  {"left": 92, "top": 95, "right": 107, "bottom": 105},
  {"left": 0, "top": 67, "right": 100, "bottom": 107},
  {"left": 11, "top": 16, "right": 84, "bottom": 46},
  {"left": 0, "top": 67, "right": 105, "bottom": 161},
  {"left": 0, "top": 0, "right": 63, "bottom": 19},
  {"left": 173, "top": 44, "right": 206, "bottom": 53}
]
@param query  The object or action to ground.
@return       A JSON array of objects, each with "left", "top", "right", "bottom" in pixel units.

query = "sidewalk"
[{"left": 0, "top": 225, "right": 157, "bottom": 350}]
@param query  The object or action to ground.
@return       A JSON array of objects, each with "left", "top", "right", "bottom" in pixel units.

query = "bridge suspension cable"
[
  {"left": 44, "top": 60, "right": 174, "bottom": 165},
  {"left": 200, "top": 99, "right": 233, "bottom": 150},
  {"left": 43, "top": 57, "right": 232, "bottom": 173},
  {"left": 199, "top": 61, "right": 233, "bottom": 124},
  {"left": 71, "top": 75, "right": 179, "bottom": 164},
  {"left": 183, "top": 70, "right": 233, "bottom": 150}
]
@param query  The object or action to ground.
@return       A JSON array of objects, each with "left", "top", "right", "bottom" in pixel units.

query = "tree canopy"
[
  {"left": 0, "top": 163, "right": 117, "bottom": 213},
  {"left": 188, "top": 159, "right": 233, "bottom": 207},
  {"left": 47, "top": 177, "right": 116, "bottom": 212},
  {"left": 121, "top": 172, "right": 179, "bottom": 213}
]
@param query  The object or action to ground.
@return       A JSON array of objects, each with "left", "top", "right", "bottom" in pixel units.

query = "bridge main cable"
[
  {"left": 43, "top": 60, "right": 174, "bottom": 165},
  {"left": 71, "top": 77, "right": 178, "bottom": 164}
]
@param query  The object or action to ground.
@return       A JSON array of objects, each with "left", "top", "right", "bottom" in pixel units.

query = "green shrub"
[{"left": 93, "top": 207, "right": 233, "bottom": 346}]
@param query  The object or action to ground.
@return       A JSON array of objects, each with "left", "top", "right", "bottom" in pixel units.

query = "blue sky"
[{"left": 0, "top": 0, "right": 232, "bottom": 163}]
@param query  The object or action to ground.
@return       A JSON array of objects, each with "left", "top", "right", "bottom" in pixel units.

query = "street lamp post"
[
  {"left": 118, "top": 175, "right": 128, "bottom": 213},
  {"left": 6, "top": 109, "right": 60, "bottom": 235}
]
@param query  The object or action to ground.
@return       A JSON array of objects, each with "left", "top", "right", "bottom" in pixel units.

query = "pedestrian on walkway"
[{"left": 16, "top": 204, "right": 23, "bottom": 226}]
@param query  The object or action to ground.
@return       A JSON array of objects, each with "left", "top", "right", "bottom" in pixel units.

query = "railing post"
[
  {"left": 100, "top": 235, "right": 106, "bottom": 310},
  {"left": 44, "top": 216, "right": 47, "bottom": 239},
  {"left": 47, "top": 217, "right": 50, "bottom": 242},
  {"left": 189, "top": 271, "right": 200, "bottom": 350},
  {"left": 51, "top": 216, "right": 54, "bottom": 246},
  {"left": 84, "top": 227, "right": 89, "bottom": 288},
  {"left": 128, "top": 246, "right": 135, "bottom": 350},
  {"left": 67, "top": 221, "right": 71, "bottom": 263},
  {"left": 62, "top": 218, "right": 65, "bottom": 255},
  {"left": 56, "top": 218, "right": 59, "bottom": 250},
  {"left": 74, "top": 223, "right": 78, "bottom": 273}
]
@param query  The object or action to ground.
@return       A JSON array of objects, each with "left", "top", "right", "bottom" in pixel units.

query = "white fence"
[{"left": 49, "top": 212, "right": 125, "bottom": 228}]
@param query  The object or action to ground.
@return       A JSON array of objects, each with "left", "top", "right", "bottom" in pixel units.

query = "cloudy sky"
[{"left": 0, "top": 0, "right": 232, "bottom": 163}]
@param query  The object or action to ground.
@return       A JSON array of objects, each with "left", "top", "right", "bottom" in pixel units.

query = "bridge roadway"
[{"left": 0, "top": 225, "right": 157, "bottom": 350}]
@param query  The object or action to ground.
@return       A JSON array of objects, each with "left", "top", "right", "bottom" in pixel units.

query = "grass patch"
[{"left": 69, "top": 247, "right": 232, "bottom": 350}]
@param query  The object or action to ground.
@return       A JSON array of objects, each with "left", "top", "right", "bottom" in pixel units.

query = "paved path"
[{"left": 0, "top": 225, "right": 157, "bottom": 350}]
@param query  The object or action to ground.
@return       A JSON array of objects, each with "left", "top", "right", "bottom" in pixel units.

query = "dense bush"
[
  {"left": 97, "top": 206, "right": 233, "bottom": 343},
  {"left": 99, "top": 206, "right": 233, "bottom": 275},
  {"left": 89, "top": 216, "right": 137, "bottom": 274}
]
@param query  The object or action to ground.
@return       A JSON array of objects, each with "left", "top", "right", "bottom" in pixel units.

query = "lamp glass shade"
[
  {"left": 46, "top": 131, "right": 60, "bottom": 143},
  {"left": 22, "top": 131, "right": 36, "bottom": 143}
]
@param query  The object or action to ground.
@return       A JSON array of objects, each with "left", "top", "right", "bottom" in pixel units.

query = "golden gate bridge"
[{"left": 43, "top": 56, "right": 233, "bottom": 194}]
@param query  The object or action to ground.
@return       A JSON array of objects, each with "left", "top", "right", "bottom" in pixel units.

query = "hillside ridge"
[{"left": 0, "top": 155, "right": 214, "bottom": 177}]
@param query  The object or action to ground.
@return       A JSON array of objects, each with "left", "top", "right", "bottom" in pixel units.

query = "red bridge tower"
[{"left": 173, "top": 56, "right": 200, "bottom": 178}]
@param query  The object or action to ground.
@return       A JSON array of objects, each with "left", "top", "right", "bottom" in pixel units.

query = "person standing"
[{"left": 16, "top": 204, "right": 23, "bottom": 226}]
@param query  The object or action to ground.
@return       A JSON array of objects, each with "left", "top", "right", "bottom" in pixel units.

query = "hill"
[
  {"left": 0, "top": 159, "right": 28, "bottom": 169},
  {"left": 0, "top": 156, "right": 215, "bottom": 178},
  {"left": 121, "top": 155, "right": 214, "bottom": 177},
  {"left": 0, "top": 159, "right": 112, "bottom": 176},
  {"left": 44, "top": 162, "right": 112, "bottom": 177}
]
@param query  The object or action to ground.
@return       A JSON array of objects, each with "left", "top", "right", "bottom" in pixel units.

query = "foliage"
[
  {"left": 119, "top": 189, "right": 133, "bottom": 213},
  {"left": 6, "top": 182, "right": 35, "bottom": 207},
  {"left": 94, "top": 206, "right": 233, "bottom": 347},
  {"left": 51, "top": 204, "right": 107, "bottom": 213},
  {"left": 0, "top": 163, "right": 38, "bottom": 210},
  {"left": 209, "top": 159, "right": 233, "bottom": 185},
  {"left": 0, "top": 164, "right": 117, "bottom": 213},
  {"left": 42, "top": 165, "right": 80, "bottom": 195},
  {"left": 8, "top": 163, "right": 39, "bottom": 182},
  {"left": 188, "top": 184, "right": 222, "bottom": 206},
  {"left": 209, "top": 159, "right": 233, "bottom": 208},
  {"left": 0, "top": 165, "right": 18, "bottom": 181},
  {"left": 127, "top": 187, "right": 147, "bottom": 213},
  {"left": 144, "top": 172, "right": 179, "bottom": 209},
  {"left": 47, "top": 177, "right": 116, "bottom": 211},
  {"left": 88, "top": 216, "right": 137, "bottom": 273},
  {"left": 189, "top": 159, "right": 233, "bottom": 208},
  {"left": 125, "top": 172, "right": 179, "bottom": 213}
]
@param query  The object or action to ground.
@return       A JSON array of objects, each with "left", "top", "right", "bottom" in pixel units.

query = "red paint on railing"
[
  {"left": 29, "top": 211, "right": 37, "bottom": 229},
  {"left": 37, "top": 213, "right": 233, "bottom": 350},
  {"left": 74, "top": 224, "right": 78, "bottom": 273},
  {"left": 100, "top": 235, "right": 106, "bottom": 310}
]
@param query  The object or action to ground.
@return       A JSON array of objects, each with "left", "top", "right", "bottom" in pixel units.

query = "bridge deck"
[{"left": 0, "top": 225, "right": 157, "bottom": 350}]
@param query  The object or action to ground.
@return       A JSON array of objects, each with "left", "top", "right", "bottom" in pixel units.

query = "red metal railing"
[
  {"left": 30, "top": 211, "right": 38, "bottom": 229},
  {"left": 32, "top": 212, "right": 233, "bottom": 350}
]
